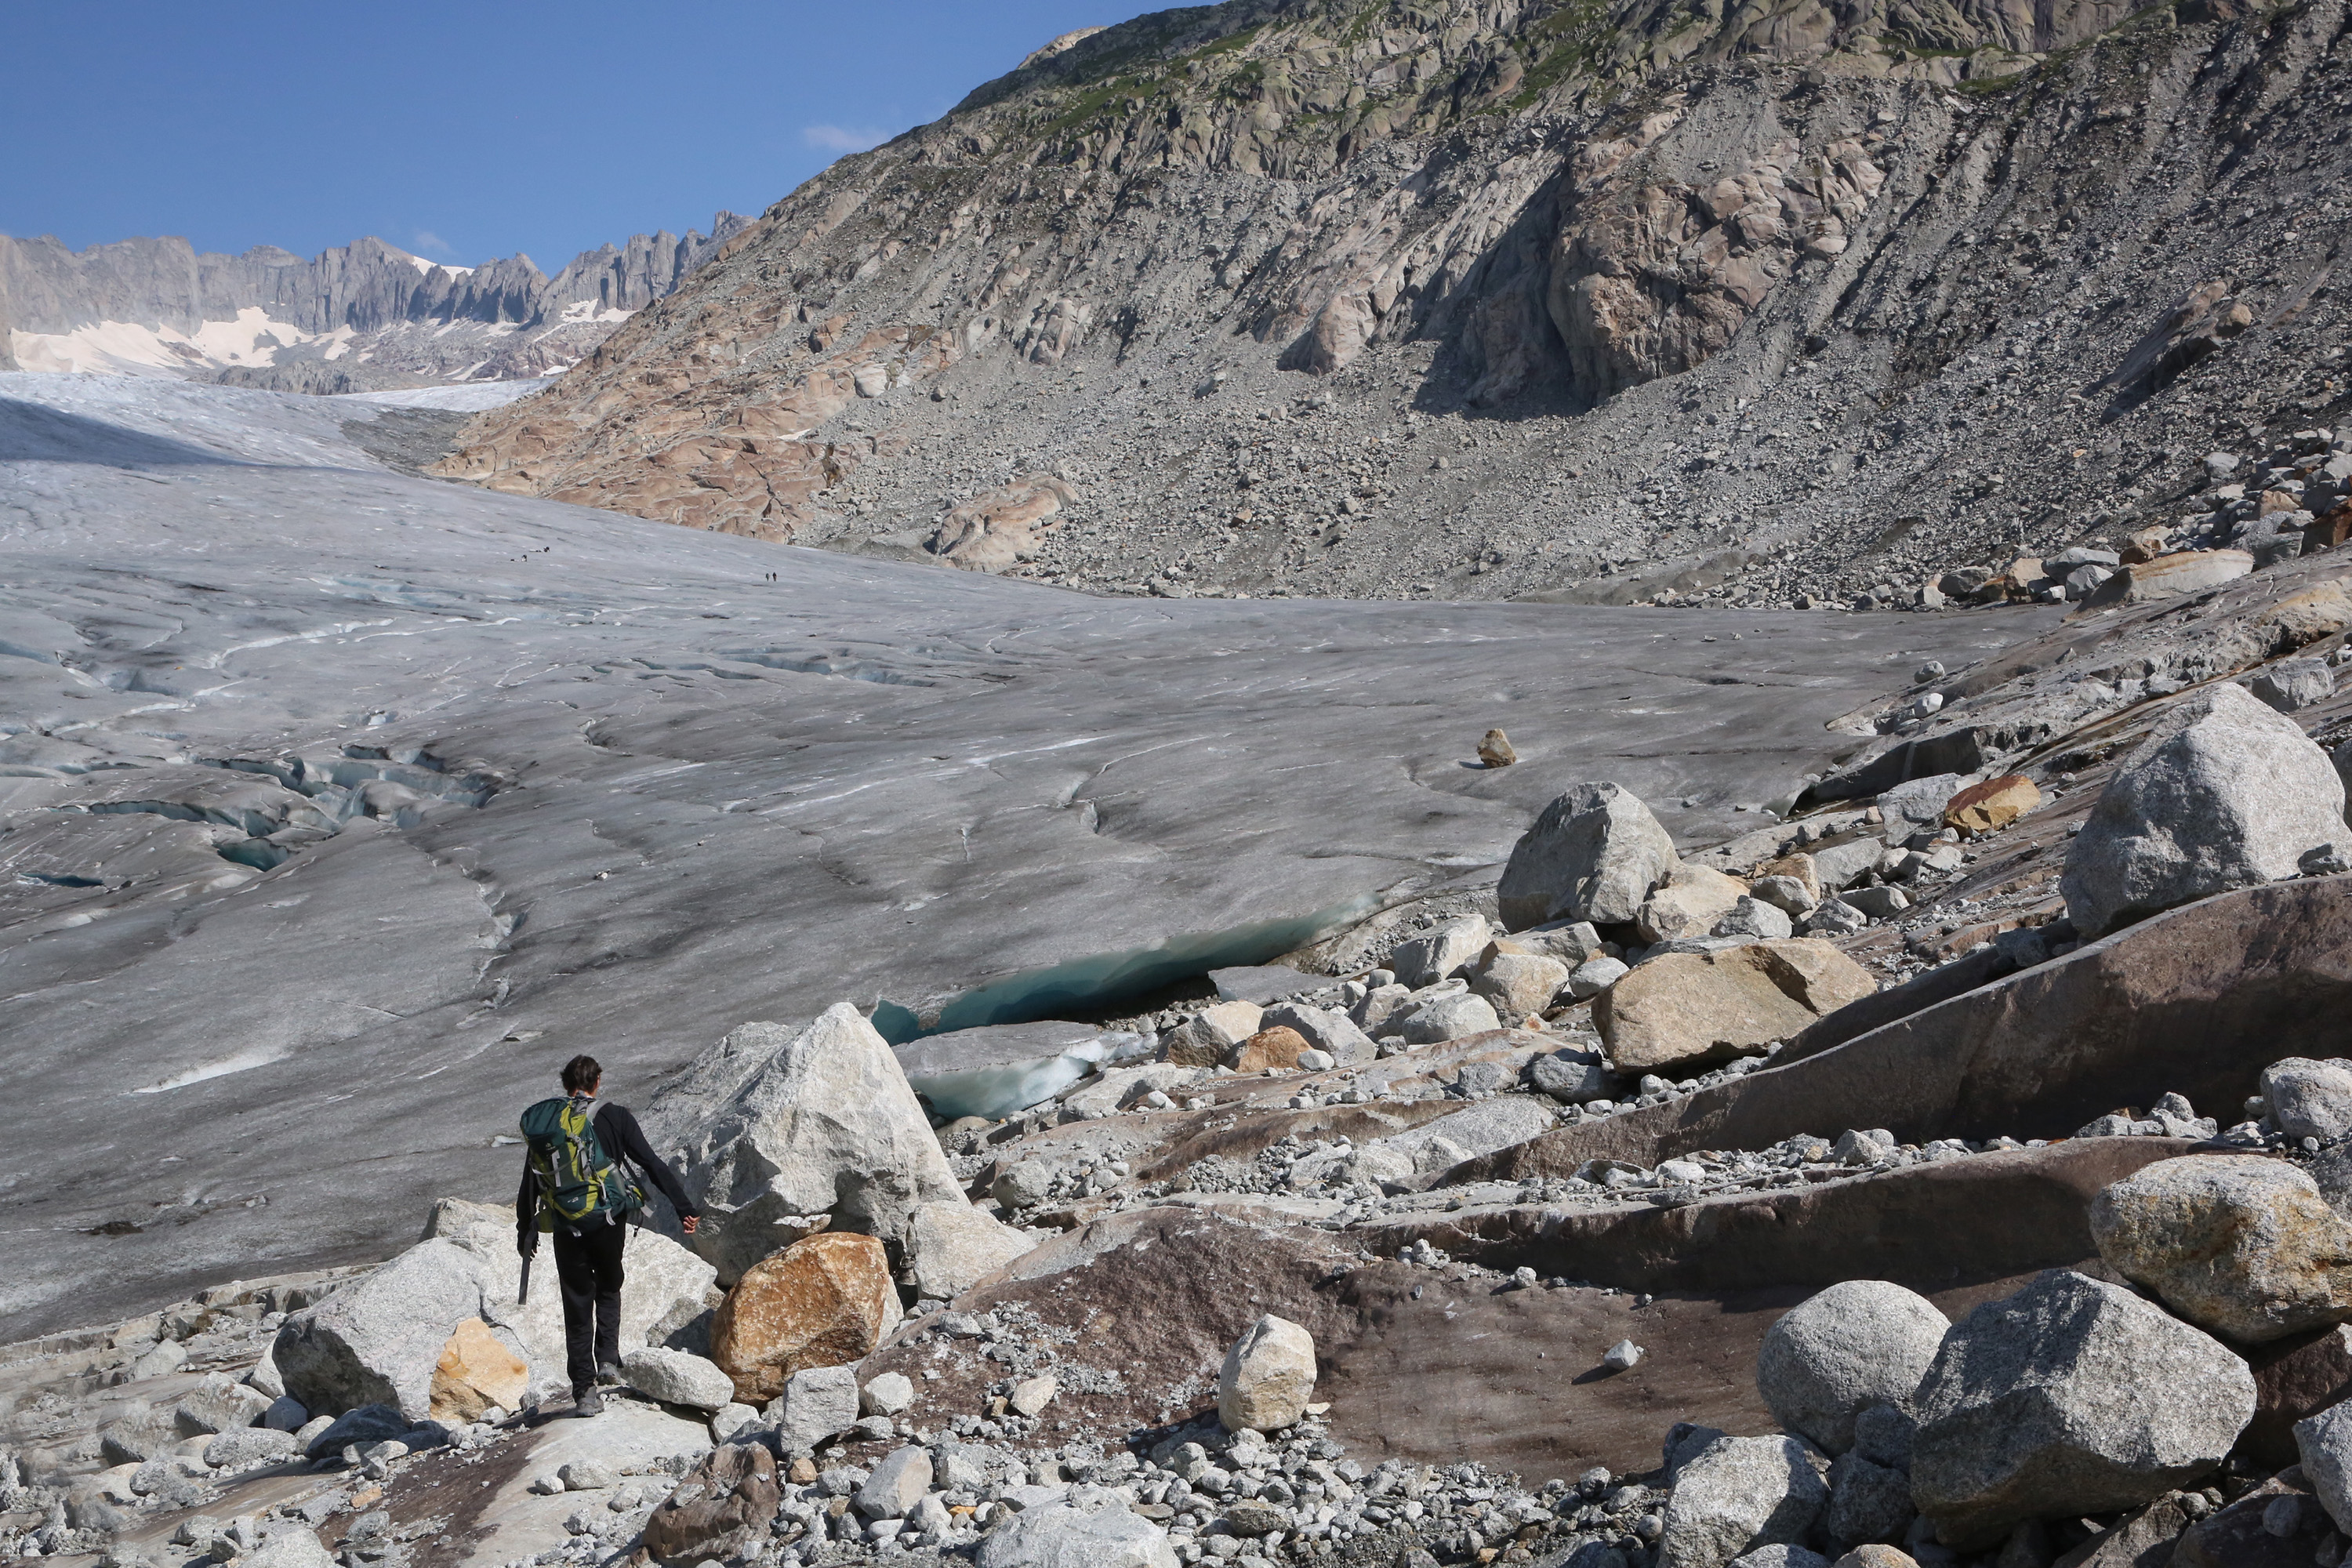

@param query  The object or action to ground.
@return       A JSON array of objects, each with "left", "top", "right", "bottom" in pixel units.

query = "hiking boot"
[
  {"left": 570, "top": 1388, "right": 604, "bottom": 1418},
  {"left": 595, "top": 1362, "right": 624, "bottom": 1386}
]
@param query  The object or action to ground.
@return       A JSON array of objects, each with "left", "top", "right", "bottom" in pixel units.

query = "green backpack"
[{"left": 521, "top": 1096, "right": 644, "bottom": 1231}]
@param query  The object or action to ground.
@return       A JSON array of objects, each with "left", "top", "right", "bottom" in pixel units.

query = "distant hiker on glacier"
[{"left": 517, "top": 1054, "right": 701, "bottom": 1417}]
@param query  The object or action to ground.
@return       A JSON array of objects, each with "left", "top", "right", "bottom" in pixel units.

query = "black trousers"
[{"left": 552, "top": 1218, "right": 626, "bottom": 1394}]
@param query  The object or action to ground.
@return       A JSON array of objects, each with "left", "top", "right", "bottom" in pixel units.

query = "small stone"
[
  {"left": 1218, "top": 1315, "right": 1316, "bottom": 1432},
  {"left": 621, "top": 1347, "right": 738, "bottom": 1413},
  {"left": 1604, "top": 1339, "right": 1643, "bottom": 1370},
  {"left": 1944, "top": 775, "right": 2040, "bottom": 835},
  {"left": 2250, "top": 659, "right": 2336, "bottom": 713},
  {"left": 559, "top": 1458, "right": 615, "bottom": 1490},
  {"left": 1479, "top": 729, "right": 1518, "bottom": 768},
  {"left": 1566, "top": 954, "right": 1630, "bottom": 1000},
  {"left": 2263, "top": 1058, "right": 2352, "bottom": 1142},
  {"left": 1750, "top": 877, "right": 1817, "bottom": 916}
]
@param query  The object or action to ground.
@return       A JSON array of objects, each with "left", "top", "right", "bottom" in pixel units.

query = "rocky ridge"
[{"left": 433, "top": 0, "right": 2352, "bottom": 612}]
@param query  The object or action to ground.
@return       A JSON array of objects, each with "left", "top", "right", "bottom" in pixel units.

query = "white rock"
[
  {"left": 975, "top": 1494, "right": 1178, "bottom": 1568},
  {"left": 2263, "top": 1058, "right": 2352, "bottom": 1142},
  {"left": 769, "top": 1364, "right": 860, "bottom": 1454},
  {"left": 710, "top": 1403, "right": 760, "bottom": 1444},
  {"left": 670, "top": 1004, "right": 972, "bottom": 1283},
  {"left": 1657, "top": 1435, "right": 1830, "bottom": 1568},
  {"left": 1393, "top": 991, "right": 1502, "bottom": 1044},
  {"left": 1218, "top": 1315, "right": 1316, "bottom": 1432},
  {"left": 1010, "top": 1373, "right": 1058, "bottom": 1416},
  {"left": 620, "top": 1347, "right": 736, "bottom": 1412},
  {"left": 2062, "top": 683, "right": 2347, "bottom": 938},
  {"left": 1755, "top": 1280, "right": 1948, "bottom": 1454},
  {"left": 856, "top": 1445, "right": 933, "bottom": 1519},
  {"left": 862, "top": 1372, "right": 915, "bottom": 1416},
  {"left": 1605, "top": 1339, "right": 1643, "bottom": 1370},
  {"left": 1566, "top": 955, "right": 1630, "bottom": 1000},
  {"left": 905, "top": 1199, "right": 1036, "bottom": 1300},
  {"left": 1498, "top": 782, "right": 1681, "bottom": 929},
  {"left": 1386, "top": 917, "right": 1491, "bottom": 988},
  {"left": 272, "top": 1238, "right": 495, "bottom": 1421}
]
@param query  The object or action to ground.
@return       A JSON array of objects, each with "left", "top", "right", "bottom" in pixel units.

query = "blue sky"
[{"left": 0, "top": 2, "right": 1128, "bottom": 270}]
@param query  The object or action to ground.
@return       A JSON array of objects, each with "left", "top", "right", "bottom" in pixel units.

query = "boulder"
[
  {"left": 1713, "top": 897, "right": 1795, "bottom": 942},
  {"left": 1749, "top": 877, "right": 1818, "bottom": 917},
  {"left": 423, "top": 1198, "right": 716, "bottom": 1404},
  {"left": 429, "top": 1316, "right": 528, "bottom": 1422},
  {"left": 2249, "top": 659, "right": 2335, "bottom": 713},
  {"left": 261, "top": 1396, "right": 308, "bottom": 1432},
  {"left": 172, "top": 1375, "right": 273, "bottom": 1435},
  {"left": 1165, "top": 1000, "right": 1268, "bottom": 1068},
  {"left": 1567, "top": 954, "right": 1630, "bottom": 999},
  {"left": 710, "top": 1231, "right": 900, "bottom": 1403},
  {"left": 1479, "top": 729, "right": 1518, "bottom": 768},
  {"left": 1824, "top": 1453, "right": 1913, "bottom": 1547},
  {"left": 1657, "top": 1433, "right": 1831, "bottom": 1568},
  {"left": 1755, "top": 853, "right": 1823, "bottom": 904},
  {"left": 1258, "top": 1003, "right": 1376, "bottom": 1066},
  {"left": 2061, "top": 683, "right": 2347, "bottom": 938},
  {"left": 2049, "top": 1496, "right": 2196, "bottom": 1568},
  {"left": 856, "top": 1444, "right": 932, "bottom": 1519},
  {"left": 673, "top": 1004, "right": 971, "bottom": 1283},
  {"left": 973, "top": 1493, "right": 1178, "bottom": 1568},
  {"left": 2089, "top": 1154, "right": 2352, "bottom": 1343},
  {"left": 1230, "top": 1025, "right": 1313, "bottom": 1073},
  {"left": 1394, "top": 991, "right": 1503, "bottom": 1044},
  {"left": 770, "top": 1363, "right": 860, "bottom": 1454},
  {"left": 622, "top": 1347, "right": 737, "bottom": 1412},
  {"left": 1755, "top": 1280, "right": 1947, "bottom": 1454},
  {"left": 1878, "top": 775, "right": 1973, "bottom": 833},
  {"left": 861, "top": 1372, "right": 915, "bottom": 1417},
  {"left": 1809, "top": 839, "right": 1886, "bottom": 894},
  {"left": 1218, "top": 1314, "right": 1317, "bottom": 1432},
  {"left": 2299, "top": 1399, "right": 2352, "bottom": 1533},
  {"left": 1910, "top": 1269, "right": 2255, "bottom": 1548},
  {"left": 1945, "top": 775, "right": 2040, "bottom": 835},
  {"left": 2087, "top": 550, "right": 2254, "bottom": 607},
  {"left": 1388, "top": 917, "right": 1492, "bottom": 988},
  {"left": 905, "top": 1199, "right": 1035, "bottom": 1300},
  {"left": 1471, "top": 952, "right": 1573, "bottom": 1019},
  {"left": 201, "top": 1427, "right": 299, "bottom": 1468},
  {"left": 1497, "top": 782, "right": 1682, "bottom": 930},
  {"left": 1598, "top": 941, "right": 1878, "bottom": 1074},
  {"left": 2262, "top": 1057, "right": 2352, "bottom": 1141},
  {"left": 641, "top": 1440, "right": 780, "bottom": 1564},
  {"left": 1637, "top": 866, "right": 1753, "bottom": 945},
  {"left": 1529, "top": 1047, "right": 1615, "bottom": 1105},
  {"left": 273, "top": 1238, "right": 495, "bottom": 1421}
]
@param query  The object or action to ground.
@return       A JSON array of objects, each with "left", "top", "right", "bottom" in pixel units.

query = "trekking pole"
[{"left": 521, "top": 1252, "right": 532, "bottom": 1305}]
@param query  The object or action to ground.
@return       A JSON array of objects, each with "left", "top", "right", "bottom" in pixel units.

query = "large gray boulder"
[
  {"left": 621, "top": 1347, "right": 737, "bottom": 1412},
  {"left": 2264, "top": 1058, "right": 2352, "bottom": 1142},
  {"left": 1755, "top": 1280, "right": 1947, "bottom": 1454},
  {"left": 1657, "top": 1434, "right": 1830, "bottom": 1568},
  {"left": 2088, "top": 1153, "right": 2352, "bottom": 1344},
  {"left": 2297, "top": 1399, "right": 2352, "bottom": 1534},
  {"left": 904, "top": 1198, "right": 1036, "bottom": 1301},
  {"left": 1497, "top": 782, "right": 1681, "bottom": 931},
  {"left": 1387, "top": 916, "right": 1492, "bottom": 988},
  {"left": 271, "top": 1238, "right": 495, "bottom": 1421},
  {"left": 974, "top": 1491, "right": 1178, "bottom": 1568},
  {"left": 1910, "top": 1269, "right": 2255, "bottom": 1548},
  {"left": 1394, "top": 990, "right": 1503, "bottom": 1044},
  {"left": 671, "top": 1004, "right": 971, "bottom": 1283},
  {"left": 768, "top": 1363, "right": 860, "bottom": 1456},
  {"left": 2060, "top": 683, "right": 2347, "bottom": 938}
]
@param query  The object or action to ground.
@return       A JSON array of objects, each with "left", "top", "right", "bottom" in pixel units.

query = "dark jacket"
[{"left": 516, "top": 1100, "right": 699, "bottom": 1247}]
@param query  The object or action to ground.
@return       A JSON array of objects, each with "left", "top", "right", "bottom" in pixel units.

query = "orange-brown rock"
[
  {"left": 2307, "top": 506, "right": 2352, "bottom": 554},
  {"left": 1945, "top": 775, "right": 2041, "bottom": 835},
  {"left": 428, "top": 1317, "right": 528, "bottom": 1422},
  {"left": 1229, "top": 1026, "right": 1313, "bottom": 1073},
  {"left": 925, "top": 474, "right": 1078, "bottom": 572},
  {"left": 710, "top": 1231, "right": 898, "bottom": 1404},
  {"left": 1598, "top": 938, "right": 1878, "bottom": 1074}
]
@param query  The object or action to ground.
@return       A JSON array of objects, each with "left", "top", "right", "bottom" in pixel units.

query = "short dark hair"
[{"left": 561, "top": 1054, "right": 602, "bottom": 1094}]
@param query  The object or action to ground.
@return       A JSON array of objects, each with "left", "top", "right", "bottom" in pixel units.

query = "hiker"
[{"left": 517, "top": 1053, "right": 701, "bottom": 1417}]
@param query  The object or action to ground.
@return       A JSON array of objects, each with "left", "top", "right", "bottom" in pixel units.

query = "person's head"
[{"left": 561, "top": 1054, "right": 602, "bottom": 1098}]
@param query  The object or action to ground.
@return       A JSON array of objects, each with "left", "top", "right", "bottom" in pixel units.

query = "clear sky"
[{"left": 0, "top": 1, "right": 1127, "bottom": 270}]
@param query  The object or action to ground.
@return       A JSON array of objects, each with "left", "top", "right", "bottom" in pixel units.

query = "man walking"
[{"left": 517, "top": 1054, "right": 700, "bottom": 1417}]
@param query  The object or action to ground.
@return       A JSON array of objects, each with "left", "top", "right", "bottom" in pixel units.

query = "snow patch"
[
  {"left": 12, "top": 307, "right": 332, "bottom": 377},
  {"left": 558, "top": 299, "right": 634, "bottom": 325}
]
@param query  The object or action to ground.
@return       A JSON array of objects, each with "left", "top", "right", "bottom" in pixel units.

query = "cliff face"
[
  {"left": 0, "top": 217, "right": 752, "bottom": 387},
  {"left": 433, "top": 0, "right": 2350, "bottom": 609}
]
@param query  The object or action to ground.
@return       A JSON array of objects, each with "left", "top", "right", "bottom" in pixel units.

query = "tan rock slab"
[
  {"left": 1230, "top": 1026, "right": 1312, "bottom": 1073},
  {"left": 1599, "top": 940, "right": 1876, "bottom": 1074},
  {"left": 429, "top": 1317, "right": 528, "bottom": 1423},
  {"left": 1634, "top": 864, "right": 1751, "bottom": 945},
  {"left": 1944, "top": 775, "right": 2040, "bottom": 834}
]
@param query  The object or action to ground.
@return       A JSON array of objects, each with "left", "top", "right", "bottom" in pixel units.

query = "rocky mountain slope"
[
  {"left": 434, "top": 0, "right": 2351, "bottom": 611},
  {"left": 0, "top": 217, "right": 752, "bottom": 391}
]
